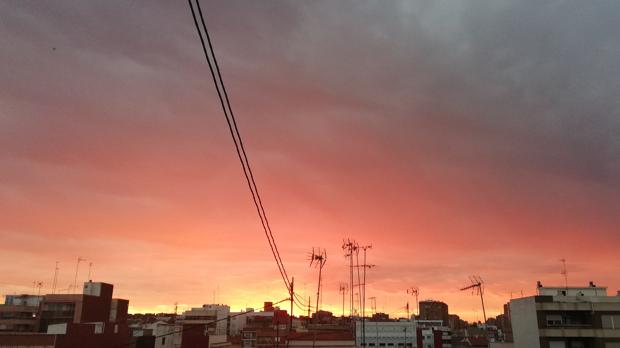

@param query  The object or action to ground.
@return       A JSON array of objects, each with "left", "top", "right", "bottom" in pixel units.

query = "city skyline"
[{"left": 1, "top": 1, "right": 619, "bottom": 323}]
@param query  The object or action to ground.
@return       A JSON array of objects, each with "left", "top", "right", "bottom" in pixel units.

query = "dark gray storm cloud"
[{"left": 0, "top": 1, "right": 619, "bottom": 307}]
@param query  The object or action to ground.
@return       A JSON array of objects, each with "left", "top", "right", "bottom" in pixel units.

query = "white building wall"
[
  {"left": 356, "top": 321, "right": 417, "bottom": 348},
  {"left": 510, "top": 297, "right": 541, "bottom": 348},
  {"left": 83, "top": 282, "right": 103, "bottom": 296},
  {"left": 145, "top": 322, "right": 175, "bottom": 348},
  {"left": 182, "top": 304, "right": 230, "bottom": 336},
  {"left": 538, "top": 286, "right": 607, "bottom": 297},
  {"left": 229, "top": 311, "right": 273, "bottom": 336}
]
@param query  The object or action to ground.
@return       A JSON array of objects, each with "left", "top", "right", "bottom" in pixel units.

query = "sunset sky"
[{"left": 1, "top": 1, "right": 619, "bottom": 322}]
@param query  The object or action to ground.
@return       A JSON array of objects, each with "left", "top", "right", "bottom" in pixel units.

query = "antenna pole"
[
  {"left": 355, "top": 243, "right": 361, "bottom": 316},
  {"left": 309, "top": 247, "right": 327, "bottom": 321},
  {"left": 343, "top": 239, "right": 356, "bottom": 317},
  {"left": 72, "top": 257, "right": 85, "bottom": 293},
  {"left": 406, "top": 287, "right": 419, "bottom": 318},
  {"left": 52, "top": 261, "right": 59, "bottom": 295},
  {"left": 460, "top": 276, "right": 487, "bottom": 325},
  {"left": 480, "top": 287, "right": 487, "bottom": 323},
  {"left": 560, "top": 258, "right": 568, "bottom": 290},
  {"left": 289, "top": 277, "right": 294, "bottom": 337},
  {"left": 315, "top": 265, "right": 321, "bottom": 318},
  {"left": 360, "top": 244, "right": 373, "bottom": 348},
  {"left": 87, "top": 262, "right": 93, "bottom": 281},
  {"left": 339, "top": 284, "right": 347, "bottom": 317},
  {"left": 406, "top": 302, "right": 410, "bottom": 319}
]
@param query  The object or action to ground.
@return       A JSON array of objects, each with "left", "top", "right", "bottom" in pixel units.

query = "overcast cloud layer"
[{"left": 1, "top": 1, "right": 619, "bottom": 320}]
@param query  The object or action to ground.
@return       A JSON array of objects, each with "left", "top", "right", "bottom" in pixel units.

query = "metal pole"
[
  {"left": 87, "top": 262, "right": 93, "bottom": 281},
  {"left": 350, "top": 246, "right": 354, "bottom": 316},
  {"left": 355, "top": 245, "right": 361, "bottom": 316},
  {"left": 72, "top": 257, "right": 83, "bottom": 293},
  {"left": 362, "top": 249, "right": 367, "bottom": 347},
  {"left": 480, "top": 288, "right": 487, "bottom": 324},
  {"left": 342, "top": 285, "right": 345, "bottom": 317},
  {"left": 287, "top": 277, "right": 293, "bottom": 348},
  {"left": 315, "top": 267, "right": 322, "bottom": 320},
  {"left": 52, "top": 261, "right": 59, "bottom": 295}
]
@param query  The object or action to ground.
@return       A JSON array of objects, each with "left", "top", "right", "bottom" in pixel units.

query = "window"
[
  {"left": 549, "top": 342, "right": 566, "bottom": 348},
  {"left": 547, "top": 314, "right": 563, "bottom": 326},
  {"left": 162, "top": 337, "right": 166, "bottom": 345},
  {"left": 602, "top": 315, "right": 620, "bottom": 329}
]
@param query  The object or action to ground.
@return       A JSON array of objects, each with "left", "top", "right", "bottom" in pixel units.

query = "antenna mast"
[
  {"left": 339, "top": 283, "right": 348, "bottom": 317},
  {"left": 406, "top": 287, "right": 419, "bottom": 318},
  {"left": 52, "top": 261, "right": 59, "bottom": 294},
  {"left": 308, "top": 247, "right": 327, "bottom": 319},
  {"left": 72, "top": 257, "right": 86, "bottom": 293},
  {"left": 87, "top": 262, "right": 93, "bottom": 281},
  {"left": 460, "top": 276, "right": 487, "bottom": 324},
  {"left": 342, "top": 239, "right": 356, "bottom": 317},
  {"left": 359, "top": 244, "right": 374, "bottom": 348},
  {"left": 369, "top": 297, "right": 377, "bottom": 315},
  {"left": 560, "top": 258, "right": 568, "bottom": 289}
]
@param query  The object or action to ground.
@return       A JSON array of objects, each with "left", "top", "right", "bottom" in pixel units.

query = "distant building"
[
  {"left": 239, "top": 302, "right": 290, "bottom": 348},
  {"left": 415, "top": 320, "right": 452, "bottom": 348},
  {"left": 180, "top": 304, "right": 230, "bottom": 336},
  {"left": 288, "top": 330, "right": 355, "bottom": 347},
  {"left": 0, "top": 295, "right": 42, "bottom": 332},
  {"left": 37, "top": 281, "right": 129, "bottom": 332},
  {"left": 371, "top": 313, "right": 390, "bottom": 322},
  {"left": 417, "top": 327, "right": 452, "bottom": 348},
  {"left": 130, "top": 321, "right": 176, "bottom": 348},
  {"left": 495, "top": 303, "right": 512, "bottom": 342},
  {"left": 448, "top": 314, "right": 468, "bottom": 332},
  {"left": 356, "top": 320, "right": 416, "bottom": 347},
  {"left": 419, "top": 301, "right": 449, "bottom": 327},
  {"left": 311, "top": 311, "right": 336, "bottom": 325},
  {"left": 229, "top": 308, "right": 273, "bottom": 336},
  {"left": 0, "top": 281, "right": 130, "bottom": 348},
  {"left": 510, "top": 281, "right": 620, "bottom": 348}
]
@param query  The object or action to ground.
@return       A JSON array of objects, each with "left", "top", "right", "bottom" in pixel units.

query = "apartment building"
[
  {"left": 510, "top": 282, "right": 620, "bottom": 348},
  {"left": 0, "top": 295, "right": 42, "bottom": 332}
]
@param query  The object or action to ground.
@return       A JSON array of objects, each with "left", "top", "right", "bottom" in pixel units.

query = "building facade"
[
  {"left": 356, "top": 320, "right": 417, "bottom": 347},
  {"left": 419, "top": 301, "right": 449, "bottom": 327},
  {"left": 510, "top": 283, "right": 620, "bottom": 348},
  {"left": 0, "top": 295, "right": 42, "bottom": 332},
  {"left": 0, "top": 281, "right": 130, "bottom": 348},
  {"left": 180, "top": 304, "right": 230, "bottom": 336}
]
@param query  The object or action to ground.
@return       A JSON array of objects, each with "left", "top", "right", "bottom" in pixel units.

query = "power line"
[
  {"left": 194, "top": 1, "right": 291, "bottom": 290},
  {"left": 187, "top": 0, "right": 292, "bottom": 294}
]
